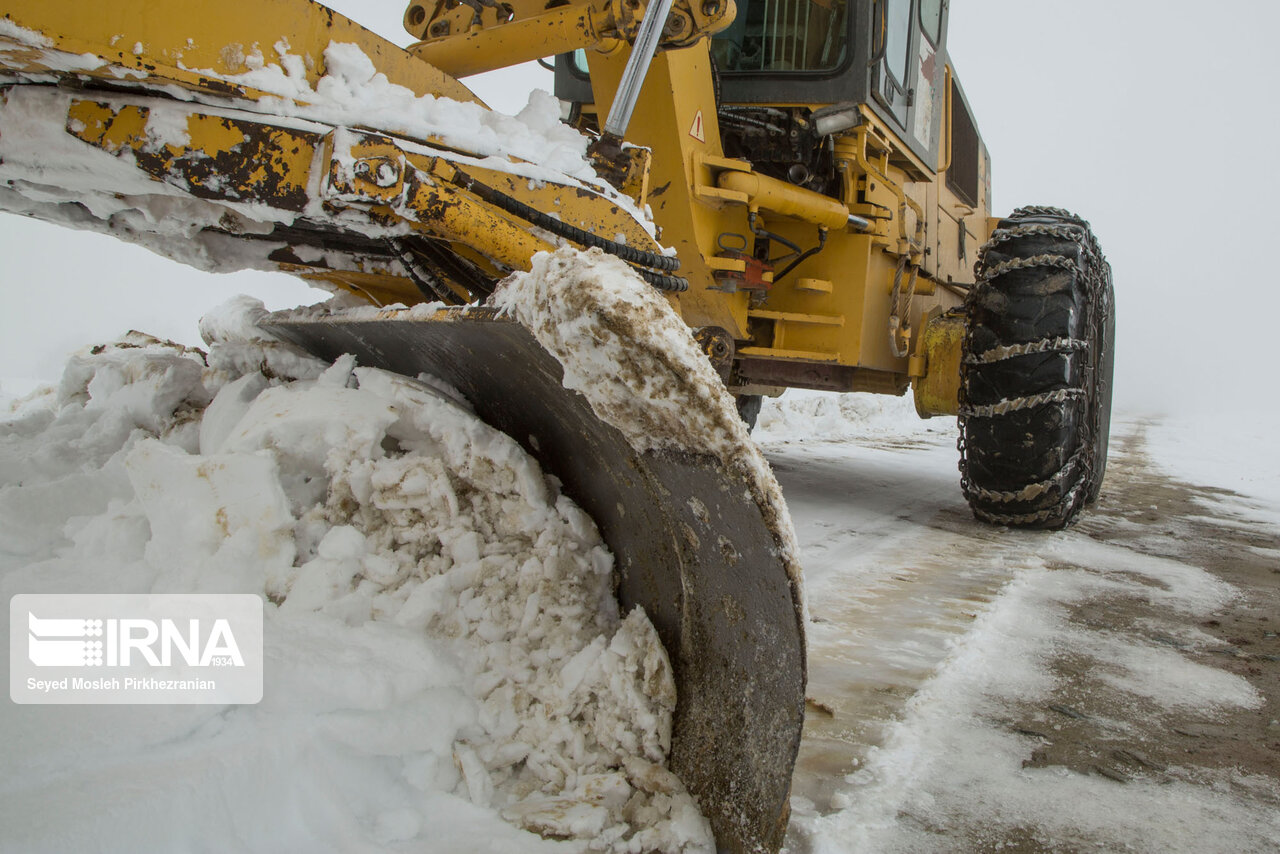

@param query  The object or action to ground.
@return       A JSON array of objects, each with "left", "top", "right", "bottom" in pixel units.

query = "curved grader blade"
[{"left": 266, "top": 307, "right": 806, "bottom": 853}]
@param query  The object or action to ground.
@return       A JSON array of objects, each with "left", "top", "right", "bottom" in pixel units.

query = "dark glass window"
[
  {"left": 946, "top": 77, "right": 979, "bottom": 207},
  {"left": 711, "top": 0, "right": 849, "bottom": 72},
  {"left": 919, "top": 0, "right": 943, "bottom": 45},
  {"left": 884, "top": 0, "right": 910, "bottom": 83}
]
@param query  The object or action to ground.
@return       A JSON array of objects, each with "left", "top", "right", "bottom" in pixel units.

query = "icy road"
[{"left": 756, "top": 397, "right": 1280, "bottom": 853}]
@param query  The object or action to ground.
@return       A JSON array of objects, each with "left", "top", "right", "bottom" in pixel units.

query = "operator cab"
[{"left": 555, "top": 0, "right": 967, "bottom": 186}]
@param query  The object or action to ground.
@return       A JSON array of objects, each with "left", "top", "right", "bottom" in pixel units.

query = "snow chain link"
[
  {"left": 975, "top": 222, "right": 1086, "bottom": 269},
  {"left": 972, "top": 482, "right": 1087, "bottom": 527},
  {"left": 958, "top": 206, "right": 1109, "bottom": 526},
  {"left": 965, "top": 445, "right": 1086, "bottom": 505},
  {"left": 966, "top": 337, "right": 1089, "bottom": 365},
  {"left": 977, "top": 253, "right": 1077, "bottom": 283},
  {"left": 958, "top": 388, "right": 1085, "bottom": 419}
]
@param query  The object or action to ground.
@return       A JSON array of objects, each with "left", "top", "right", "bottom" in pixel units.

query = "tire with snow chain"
[
  {"left": 959, "top": 206, "right": 1114, "bottom": 529},
  {"left": 736, "top": 393, "right": 763, "bottom": 431}
]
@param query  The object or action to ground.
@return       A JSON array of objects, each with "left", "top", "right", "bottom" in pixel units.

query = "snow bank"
[
  {"left": 0, "top": 301, "right": 712, "bottom": 853},
  {"left": 756, "top": 389, "right": 951, "bottom": 444},
  {"left": 1143, "top": 414, "right": 1280, "bottom": 513},
  {"left": 494, "top": 247, "right": 802, "bottom": 592}
]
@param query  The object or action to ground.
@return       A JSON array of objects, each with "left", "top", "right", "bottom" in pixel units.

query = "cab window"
[
  {"left": 883, "top": 0, "right": 911, "bottom": 84},
  {"left": 919, "top": 0, "right": 943, "bottom": 45},
  {"left": 712, "top": 0, "right": 849, "bottom": 72}
]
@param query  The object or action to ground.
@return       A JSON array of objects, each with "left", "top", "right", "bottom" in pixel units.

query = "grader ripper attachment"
[{"left": 0, "top": 0, "right": 1113, "bottom": 850}]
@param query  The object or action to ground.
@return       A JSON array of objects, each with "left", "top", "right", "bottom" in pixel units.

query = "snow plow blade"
[{"left": 266, "top": 307, "right": 805, "bottom": 853}]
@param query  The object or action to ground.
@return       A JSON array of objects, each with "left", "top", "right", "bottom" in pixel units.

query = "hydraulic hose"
[{"left": 455, "top": 170, "right": 681, "bottom": 273}]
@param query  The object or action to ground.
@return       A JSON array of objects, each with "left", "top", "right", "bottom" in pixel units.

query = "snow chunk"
[
  {"left": 0, "top": 19, "right": 53, "bottom": 49},
  {"left": 756, "top": 387, "right": 948, "bottom": 442},
  {"left": 494, "top": 246, "right": 803, "bottom": 593},
  {"left": 125, "top": 437, "right": 295, "bottom": 593},
  {"left": 191, "top": 40, "right": 596, "bottom": 181},
  {"left": 199, "top": 295, "right": 327, "bottom": 385}
]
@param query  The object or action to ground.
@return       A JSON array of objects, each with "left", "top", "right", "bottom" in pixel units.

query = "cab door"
[
  {"left": 869, "top": 0, "right": 947, "bottom": 166},
  {"left": 870, "top": 0, "right": 914, "bottom": 129}
]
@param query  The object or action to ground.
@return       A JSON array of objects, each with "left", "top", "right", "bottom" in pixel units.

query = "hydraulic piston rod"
[{"left": 603, "top": 0, "right": 677, "bottom": 137}]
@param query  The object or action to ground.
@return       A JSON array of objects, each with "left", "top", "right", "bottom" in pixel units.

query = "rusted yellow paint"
[
  {"left": 67, "top": 99, "right": 318, "bottom": 211},
  {"left": 321, "top": 131, "right": 408, "bottom": 207},
  {"left": 446, "top": 161, "right": 662, "bottom": 256},
  {"left": 911, "top": 310, "right": 965, "bottom": 417},
  {"left": 410, "top": 2, "right": 613, "bottom": 79},
  {"left": 1, "top": 0, "right": 478, "bottom": 105},
  {"left": 52, "top": 89, "right": 670, "bottom": 308},
  {"left": 66, "top": 101, "right": 149, "bottom": 155},
  {"left": 402, "top": 180, "right": 557, "bottom": 272}
]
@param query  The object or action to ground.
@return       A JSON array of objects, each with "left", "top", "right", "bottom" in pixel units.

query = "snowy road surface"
[{"left": 757, "top": 398, "right": 1280, "bottom": 852}]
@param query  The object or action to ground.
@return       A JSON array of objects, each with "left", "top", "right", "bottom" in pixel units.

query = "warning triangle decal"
[{"left": 689, "top": 110, "right": 706, "bottom": 143}]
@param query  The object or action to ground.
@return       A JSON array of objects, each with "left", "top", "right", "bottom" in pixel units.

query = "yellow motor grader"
[{"left": 0, "top": 0, "right": 1112, "bottom": 850}]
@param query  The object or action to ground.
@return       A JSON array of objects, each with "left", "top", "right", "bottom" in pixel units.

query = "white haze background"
[{"left": 2, "top": 0, "right": 1279, "bottom": 423}]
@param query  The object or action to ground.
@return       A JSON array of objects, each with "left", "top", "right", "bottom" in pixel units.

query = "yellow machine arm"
[
  {"left": 0, "top": 0, "right": 680, "bottom": 306},
  {"left": 404, "top": 0, "right": 737, "bottom": 78}
]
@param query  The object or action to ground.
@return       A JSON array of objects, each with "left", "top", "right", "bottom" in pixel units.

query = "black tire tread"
[{"left": 959, "top": 207, "right": 1114, "bottom": 529}]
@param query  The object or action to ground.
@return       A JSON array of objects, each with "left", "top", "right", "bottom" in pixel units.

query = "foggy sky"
[{"left": 2, "top": 1, "right": 1277, "bottom": 419}]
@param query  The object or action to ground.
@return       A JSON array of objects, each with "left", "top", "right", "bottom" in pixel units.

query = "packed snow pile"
[
  {"left": 276, "top": 43, "right": 594, "bottom": 181},
  {"left": 755, "top": 388, "right": 952, "bottom": 444},
  {"left": 494, "top": 247, "right": 802, "bottom": 588},
  {"left": 0, "top": 303, "right": 712, "bottom": 852}
]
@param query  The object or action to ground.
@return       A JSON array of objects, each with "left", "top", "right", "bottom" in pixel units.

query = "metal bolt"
[
  {"left": 374, "top": 162, "right": 399, "bottom": 187},
  {"left": 354, "top": 159, "right": 400, "bottom": 188}
]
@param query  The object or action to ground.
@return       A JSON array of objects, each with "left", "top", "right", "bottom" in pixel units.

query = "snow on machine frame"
[{"left": 0, "top": 0, "right": 1112, "bottom": 849}]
